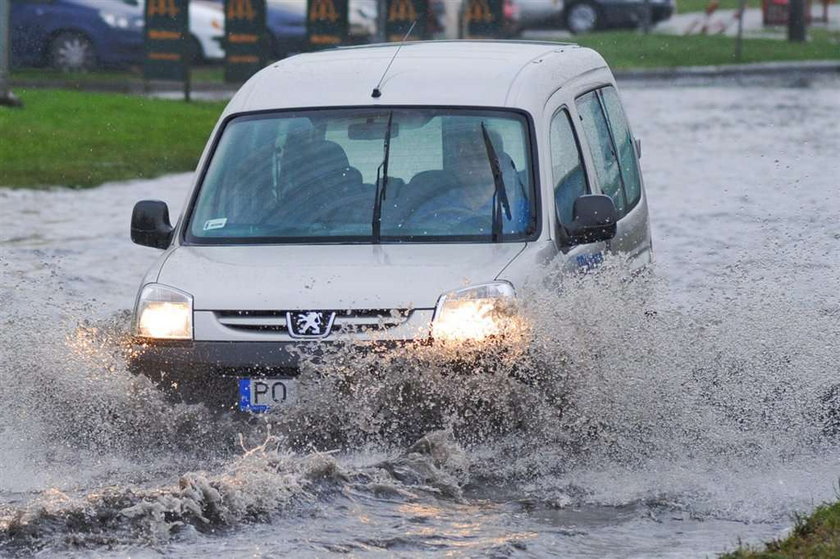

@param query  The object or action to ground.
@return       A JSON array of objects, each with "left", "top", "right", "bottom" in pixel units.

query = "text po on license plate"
[{"left": 238, "top": 378, "right": 297, "bottom": 412}]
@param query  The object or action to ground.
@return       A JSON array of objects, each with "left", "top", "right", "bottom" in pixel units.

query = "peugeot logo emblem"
[{"left": 287, "top": 311, "right": 336, "bottom": 339}]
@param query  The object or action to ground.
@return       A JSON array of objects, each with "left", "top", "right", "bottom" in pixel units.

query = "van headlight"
[
  {"left": 431, "top": 282, "right": 517, "bottom": 342},
  {"left": 134, "top": 284, "right": 193, "bottom": 340}
]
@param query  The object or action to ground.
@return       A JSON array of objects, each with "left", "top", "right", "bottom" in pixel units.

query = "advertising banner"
[
  {"left": 307, "top": 0, "right": 349, "bottom": 48},
  {"left": 144, "top": 0, "right": 189, "bottom": 82},
  {"left": 464, "top": 0, "right": 503, "bottom": 38},
  {"left": 385, "top": 0, "right": 428, "bottom": 41},
  {"left": 224, "top": 0, "right": 267, "bottom": 83}
]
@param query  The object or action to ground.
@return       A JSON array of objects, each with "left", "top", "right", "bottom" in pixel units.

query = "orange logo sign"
[
  {"left": 309, "top": 0, "right": 340, "bottom": 22},
  {"left": 148, "top": 0, "right": 180, "bottom": 18},
  {"left": 388, "top": 0, "right": 417, "bottom": 22},
  {"left": 465, "top": 0, "right": 495, "bottom": 23},
  {"left": 227, "top": 0, "right": 256, "bottom": 21}
]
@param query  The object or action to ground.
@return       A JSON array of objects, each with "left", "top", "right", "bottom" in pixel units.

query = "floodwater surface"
[{"left": 1, "top": 80, "right": 839, "bottom": 557}]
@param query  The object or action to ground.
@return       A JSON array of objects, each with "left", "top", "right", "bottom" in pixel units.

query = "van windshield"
[{"left": 186, "top": 108, "right": 537, "bottom": 244}]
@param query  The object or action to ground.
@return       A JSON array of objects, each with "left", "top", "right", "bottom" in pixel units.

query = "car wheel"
[
  {"left": 565, "top": 1, "right": 601, "bottom": 34},
  {"left": 49, "top": 32, "right": 96, "bottom": 72}
]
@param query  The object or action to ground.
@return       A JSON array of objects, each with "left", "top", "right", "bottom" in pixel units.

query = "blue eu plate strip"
[{"left": 238, "top": 378, "right": 268, "bottom": 413}]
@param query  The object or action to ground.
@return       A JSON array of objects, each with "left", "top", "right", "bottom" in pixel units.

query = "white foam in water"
[{"left": 1, "top": 80, "right": 839, "bottom": 557}]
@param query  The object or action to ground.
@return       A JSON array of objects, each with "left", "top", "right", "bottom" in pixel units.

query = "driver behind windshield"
[{"left": 403, "top": 125, "right": 531, "bottom": 236}]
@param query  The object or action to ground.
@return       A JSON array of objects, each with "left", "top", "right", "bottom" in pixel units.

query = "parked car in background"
[
  {"left": 184, "top": 0, "right": 226, "bottom": 62},
  {"left": 517, "top": 0, "right": 565, "bottom": 29},
  {"left": 515, "top": 0, "right": 673, "bottom": 33},
  {"left": 10, "top": 0, "right": 144, "bottom": 71},
  {"left": 563, "top": 0, "right": 674, "bottom": 33},
  {"left": 10, "top": 0, "right": 225, "bottom": 71},
  {"left": 265, "top": 0, "right": 308, "bottom": 59}
]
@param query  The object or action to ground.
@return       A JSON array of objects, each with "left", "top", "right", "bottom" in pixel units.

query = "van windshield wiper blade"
[
  {"left": 371, "top": 111, "right": 394, "bottom": 243},
  {"left": 481, "top": 122, "right": 512, "bottom": 242}
]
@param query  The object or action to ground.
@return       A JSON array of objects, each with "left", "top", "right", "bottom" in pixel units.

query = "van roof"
[{"left": 228, "top": 40, "right": 611, "bottom": 114}]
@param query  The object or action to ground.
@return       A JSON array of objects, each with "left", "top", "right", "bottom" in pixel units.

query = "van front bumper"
[
  {"left": 127, "top": 338, "right": 413, "bottom": 411},
  {"left": 132, "top": 339, "right": 306, "bottom": 373}
]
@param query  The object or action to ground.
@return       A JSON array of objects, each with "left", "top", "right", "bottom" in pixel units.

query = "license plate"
[{"left": 238, "top": 378, "right": 297, "bottom": 413}]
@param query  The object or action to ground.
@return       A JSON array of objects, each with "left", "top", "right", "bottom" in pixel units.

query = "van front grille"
[{"left": 214, "top": 309, "right": 411, "bottom": 335}]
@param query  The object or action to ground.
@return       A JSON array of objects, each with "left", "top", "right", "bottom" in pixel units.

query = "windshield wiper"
[
  {"left": 371, "top": 111, "right": 394, "bottom": 243},
  {"left": 480, "top": 122, "right": 512, "bottom": 242}
]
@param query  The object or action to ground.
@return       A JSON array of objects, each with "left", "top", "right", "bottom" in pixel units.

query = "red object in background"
[
  {"left": 504, "top": 0, "right": 521, "bottom": 23},
  {"left": 762, "top": 0, "right": 813, "bottom": 25}
]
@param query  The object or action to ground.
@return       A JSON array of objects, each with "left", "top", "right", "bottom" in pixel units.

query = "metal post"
[
  {"left": 183, "top": 1, "right": 190, "bottom": 102},
  {"left": 735, "top": 0, "right": 747, "bottom": 60},
  {"left": 788, "top": 0, "right": 807, "bottom": 41},
  {"left": 0, "top": 0, "right": 22, "bottom": 107},
  {"left": 184, "top": 66, "right": 191, "bottom": 102},
  {"left": 640, "top": 0, "right": 652, "bottom": 33},
  {"left": 377, "top": 0, "right": 387, "bottom": 42}
]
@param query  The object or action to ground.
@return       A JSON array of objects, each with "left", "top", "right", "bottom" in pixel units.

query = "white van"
[{"left": 129, "top": 41, "right": 652, "bottom": 412}]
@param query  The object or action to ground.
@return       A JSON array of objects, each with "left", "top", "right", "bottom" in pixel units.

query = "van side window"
[
  {"left": 576, "top": 90, "right": 627, "bottom": 217},
  {"left": 600, "top": 87, "right": 642, "bottom": 208},
  {"left": 549, "top": 109, "right": 588, "bottom": 225}
]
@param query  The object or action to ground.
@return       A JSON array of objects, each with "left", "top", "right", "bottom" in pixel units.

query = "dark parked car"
[
  {"left": 10, "top": 0, "right": 144, "bottom": 71},
  {"left": 564, "top": 0, "right": 674, "bottom": 34},
  {"left": 516, "top": 0, "right": 674, "bottom": 34},
  {"left": 266, "top": 0, "right": 307, "bottom": 58}
]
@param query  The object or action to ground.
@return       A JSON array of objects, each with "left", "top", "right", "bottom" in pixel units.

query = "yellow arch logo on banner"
[
  {"left": 388, "top": 0, "right": 417, "bottom": 22},
  {"left": 148, "top": 0, "right": 180, "bottom": 18},
  {"left": 309, "top": 0, "right": 340, "bottom": 22},
  {"left": 465, "top": 0, "right": 494, "bottom": 23},
  {"left": 227, "top": 0, "right": 256, "bottom": 20}
]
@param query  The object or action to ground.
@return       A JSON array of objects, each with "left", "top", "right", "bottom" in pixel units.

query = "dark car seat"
[
  {"left": 386, "top": 169, "right": 461, "bottom": 226},
  {"left": 281, "top": 138, "right": 361, "bottom": 193},
  {"left": 277, "top": 138, "right": 365, "bottom": 221}
]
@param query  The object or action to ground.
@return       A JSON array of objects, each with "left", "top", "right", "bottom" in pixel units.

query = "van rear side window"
[{"left": 187, "top": 108, "right": 538, "bottom": 244}]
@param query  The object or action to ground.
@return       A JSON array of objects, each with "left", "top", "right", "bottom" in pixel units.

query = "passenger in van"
[{"left": 403, "top": 127, "right": 530, "bottom": 235}]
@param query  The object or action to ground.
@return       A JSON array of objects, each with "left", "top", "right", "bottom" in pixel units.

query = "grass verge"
[
  {"left": 677, "top": 0, "right": 753, "bottom": 14},
  {"left": 565, "top": 30, "right": 840, "bottom": 68},
  {"left": 722, "top": 501, "right": 840, "bottom": 558},
  {"left": 0, "top": 89, "right": 225, "bottom": 188},
  {"left": 11, "top": 66, "right": 225, "bottom": 86}
]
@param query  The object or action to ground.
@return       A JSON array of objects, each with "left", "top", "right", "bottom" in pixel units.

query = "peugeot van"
[{"left": 129, "top": 41, "right": 652, "bottom": 413}]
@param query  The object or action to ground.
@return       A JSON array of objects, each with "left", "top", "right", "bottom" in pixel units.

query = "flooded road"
[{"left": 1, "top": 79, "right": 839, "bottom": 557}]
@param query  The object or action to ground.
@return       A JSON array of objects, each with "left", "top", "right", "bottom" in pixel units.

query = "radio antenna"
[{"left": 371, "top": 20, "right": 417, "bottom": 99}]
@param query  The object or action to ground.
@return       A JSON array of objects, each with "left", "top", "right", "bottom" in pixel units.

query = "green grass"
[
  {"left": 11, "top": 66, "right": 225, "bottom": 86},
  {"left": 567, "top": 30, "right": 840, "bottom": 68},
  {"left": 0, "top": 89, "right": 225, "bottom": 188},
  {"left": 722, "top": 501, "right": 840, "bottom": 558},
  {"left": 676, "top": 0, "right": 752, "bottom": 14}
]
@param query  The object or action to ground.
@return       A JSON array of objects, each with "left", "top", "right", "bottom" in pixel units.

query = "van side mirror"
[
  {"left": 563, "top": 194, "right": 617, "bottom": 246},
  {"left": 131, "top": 200, "right": 174, "bottom": 249}
]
